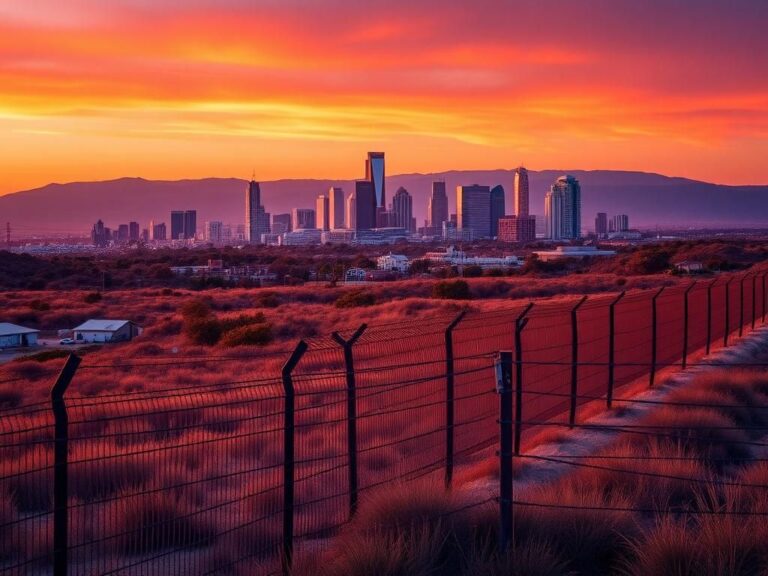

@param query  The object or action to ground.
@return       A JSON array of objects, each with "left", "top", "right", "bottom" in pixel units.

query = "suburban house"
[
  {"left": 0, "top": 323, "right": 40, "bottom": 348},
  {"left": 72, "top": 320, "right": 142, "bottom": 343}
]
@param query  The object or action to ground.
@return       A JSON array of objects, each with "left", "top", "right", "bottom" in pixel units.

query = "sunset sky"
[{"left": 1, "top": 0, "right": 767, "bottom": 195}]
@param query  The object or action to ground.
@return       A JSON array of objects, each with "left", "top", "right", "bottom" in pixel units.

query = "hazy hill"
[{"left": 1, "top": 170, "right": 767, "bottom": 235}]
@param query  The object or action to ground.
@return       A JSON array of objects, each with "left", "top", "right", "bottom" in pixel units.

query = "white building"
[
  {"left": 345, "top": 268, "right": 368, "bottom": 283},
  {"left": 0, "top": 323, "right": 39, "bottom": 348},
  {"left": 281, "top": 229, "right": 322, "bottom": 246},
  {"left": 73, "top": 319, "right": 141, "bottom": 343},
  {"left": 322, "top": 229, "right": 356, "bottom": 244},
  {"left": 424, "top": 246, "right": 521, "bottom": 269},
  {"left": 533, "top": 246, "right": 616, "bottom": 262},
  {"left": 377, "top": 253, "right": 410, "bottom": 273}
]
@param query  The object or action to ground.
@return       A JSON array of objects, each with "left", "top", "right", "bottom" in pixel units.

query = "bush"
[
  {"left": 184, "top": 318, "right": 221, "bottom": 346},
  {"left": 463, "top": 265, "right": 483, "bottom": 278},
  {"left": 432, "top": 280, "right": 471, "bottom": 300},
  {"left": 28, "top": 299, "right": 50, "bottom": 311},
  {"left": 15, "top": 349, "right": 70, "bottom": 363},
  {"left": 255, "top": 291, "right": 280, "bottom": 308},
  {"left": 335, "top": 290, "right": 376, "bottom": 308},
  {"left": 83, "top": 292, "right": 102, "bottom": 304},
  {"left": 220, "top": 323, "right": 274, "bottom": 347}
]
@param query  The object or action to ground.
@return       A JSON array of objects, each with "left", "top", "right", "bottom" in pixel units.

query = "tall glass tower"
[{"left": 365, "top": 152, "right": 386, "bottom": 209}]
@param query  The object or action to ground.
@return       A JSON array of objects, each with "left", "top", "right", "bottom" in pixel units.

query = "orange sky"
[{"left": 1, "top": 0, "right": 767, "bottom": 194}]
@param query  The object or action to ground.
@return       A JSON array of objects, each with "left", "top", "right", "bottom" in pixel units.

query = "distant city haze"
[
  {"left": 0, "top": 1, "right": 767, "bottom": 193},
  {"left": 3, "top": 169, "right": 768, "bottom": 236}
]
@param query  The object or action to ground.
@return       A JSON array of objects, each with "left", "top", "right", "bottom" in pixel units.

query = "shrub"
[
  {"left": 83, "top": 292, "right": 102, "bottom": 304},
  {"left": 255, "top": 291, "right": 280, "bottom": 308},
  {"left": 220, "top": 324, "right": 274, "bottom": 347},
  {"left": 15, "top": 349, "right": 70, "bottom": 363},
  {"left": 432, "top": 280, "right": 471, "bottom": 300},
  {"left": 28, "top": 299, "right": 50, "bottom": 311},
  {"left": 335, "top": 290, "right": 376, "bottom": 308},
  {"left": 184, "top": 318, "right": 221, "bottom": 346},
  {"left": 463, "top": 265, "right": 483, "bottom": 278}
]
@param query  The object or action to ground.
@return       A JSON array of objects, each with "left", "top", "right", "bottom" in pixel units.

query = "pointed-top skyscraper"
[
  {"left": 365, "top": 152, "right": 386, "bottom": 210},
  {"left": 514, "top": 166, "right": 529, "bottom": 217},
  {"left": 245, "top": 178, "right": 270, "bottom": 244}
]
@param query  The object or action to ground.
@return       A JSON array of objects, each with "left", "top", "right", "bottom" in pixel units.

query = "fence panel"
[
  {"left": 686, "top": 282, "right": 710, "bottom": 362},
  {"left": 614, "top": 291, "right": 654, "bottom": 388},
  {"left": 655, "top": 286, "right": 686, "bottom": 372},
  {"left": 576, "top": 296, "right": 611, "bottom": 415}
]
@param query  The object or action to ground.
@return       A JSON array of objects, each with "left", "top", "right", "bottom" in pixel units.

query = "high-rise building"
[
  {"left": 428, "top": 181, "right": 449, "bottom": 229},
  {"left": 345, "top": 192, "right": 357, "bottom": 230},
  {"left": 610, "top": 214, "right": 629, "bottom": 233},
  {"left": 171, "top": 211, "right": 185, "bottom": 240},
  {"left": 392, "top": 187, "right": 413, "bottom": 232},
  {"left": 498, "top": 216, "right": 537, "bottom": 243},
  {"left": 91, "top": 220, "right": 108, "bottom": 247},
  {"left": 152, "top": 222, "right": 167, "bottom": 241},
  {"left": 129, "top": 221, "right": 140, "bottom": 242},
  {"left": 514, "top": 166, "right": 530, "bottom": 217},
  {"left": 354, "top": 180, "right": 376, "bottom": 231},
  {"left": 365, "top": 152, "right": 386, "bottom": 210},
  {"left": 117, "top": 224, "right": 129, "bottom": 243},
  {"left": 205, "top": 221, "right": 223, "bottom": 244},
  {"left": 545, "top": 175, "right": 581, "bottom": 239},
  {"left": 141, "top": 229, "right": 149, "bottom": 243},
  {"left": 316, "top": 194, "right": 330, "bottom": 231},
  {"left": 292, "top": 208, "right": 316, "bottom": 230},
  {"left": 490, "top": 185, "right": 506, "bottom": 237},
  {"left": 595, "top": 212, "right": 608, "bottom": 237},
  {"left": 272, "top": 213, "right": 292, "bottom": 235},
  {"left": 184, "top": 210, "right": 197, "bottom": 240},
  {"left": 457, "top": 184, "right": 491, "bottom": 239},
  {"left": 328, "top": 187, "right": 345, "bottom": 230},
  {"left": 245, "top": 179, "right": 270, "bottom": 244}
]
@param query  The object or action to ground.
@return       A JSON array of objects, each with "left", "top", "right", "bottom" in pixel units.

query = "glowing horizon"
[{"left": 1, "top": 0, "right": 767, "bottom": 195}]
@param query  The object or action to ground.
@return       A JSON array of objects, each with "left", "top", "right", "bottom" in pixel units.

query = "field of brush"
[{"left": 309, "top": 356, "right": 768, "bottom": 575}]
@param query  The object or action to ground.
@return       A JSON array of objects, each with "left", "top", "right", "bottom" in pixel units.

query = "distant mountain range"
[{"left": 2, "top": 170, "right": 767, "bottom": 236}]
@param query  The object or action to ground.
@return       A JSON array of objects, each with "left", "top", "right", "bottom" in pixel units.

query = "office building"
[
  {"left": 281, "top": 228, "right": 322, "bottom": 246},
  {"left": 141, "top": 229, "right": 149, "bottom": 243},
  {"left": 428, "top": 181, "right": 449, "bottom": 229},
  {"left": 490, "top": 184, "right": 505, "bottom": 237},
  {"left": 345, "top": 192, "right": 356, "bottom": 230},
  {"left": 91, "top": 220, "right": 108, "bottom": 247},
  {"left": 271, "top": 213, "right": 292, "bottom": 235},
  {"left": 117, "top": 224, "right": 129, "bottom": 243},
  {"left": 545, "top": 175, "right": 581, "bottom": 240},
  {"left": 365, "top": 152, "right": 386, "bottom": 210},
  {"left": 184, "top": 210, "right": 197, "bottom": 240},
  {"left": 171, "top": 211, "right": 185, "bottom": 240},
  {"left": 245, "top": 179, "right": 270, "bottom": 244},
  {"left": 316, "top": 194, "right": 330, "bottom": 231},
  {"left": 514, "top": 166, "right": 530, "bottom": 217},
  {"left": 129, "top": 221, "right": 140, "bottom": 242},
  {"left": 151, "top": 221, "right": 166, "bottom": 241},
  {"left": 610, "top": 214, "right": 629, "bottom": 233},
  {"left": 354, "top": 181, "right": 376, "bottom": 231},
  {"left": 205, "top": 221, "right": 223, "bottom": 244},
  {"left": 498, "top": 215, "right": 537, "bottom": 243},
  {"left": 391, "top": 187, "right": 413, "bottom": 232},
  {"left": 328, "top": 187, "right": 345, "bottom": 230},
  {"left": 292, "top": 208, "right": 316, "bottom": 230},
  {"left": 442, "top": 221, "right": 473, "bottom": 242},
  {"left": 457, "top": 184, "right": 491, "bottom": 239},
  {"left": 595, "top": 212, "right": 608, "bottom": 237}
]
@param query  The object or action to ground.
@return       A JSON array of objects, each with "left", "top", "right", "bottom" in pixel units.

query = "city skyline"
[{"left": 1, "top": 1, "right": 767, "bottom": 195}]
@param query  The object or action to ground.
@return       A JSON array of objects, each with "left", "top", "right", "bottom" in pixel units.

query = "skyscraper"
[
  {"left": 129, "top": 221, "right": 140, "bottom": 242},
  {"left": 610, "top": 214, "right": 629, "bottom": 233},
  {"left": 171, "top": 211, "right": 185, "bottom": 240},
  {"left": 365, "top": 152, "right": 386, "bottom": 210},
  {"left": 245, "top": 179, "right": 270, "bottom": 244},
  {"left": 345, "top": 192, "right": 357, "bottom": 230},
  {"left": 545, "top": 175, "right": 581, "bottom": 239},
  {"left": 205, "top": 221, "right": 223, "bottom": 244},
  {"left": 292, "top": 208, "right": 316, "bottom": 230},
  {"left": 316, "top": 194, "right": 330, "bottom": 231},
  {"left": 184, "top": 210, "right": 197, "bottom": 240},
  {"left": 514, "top": 166, "right": 530, "bottom": 217},
  {"left": 152, "top": 222, "right": 167, "bottom": 241},
  {"left": 490, "top": 185, "right": 505, "bottom": 237},
  {"left": 428, "top": 181, "right": 449, "bottom": 229},
  {"left": 391, "top": 187, "right": 413, "bottom": 231},
  {"left": 595, "top": 212, "right": 608, "bottom": 237},
  {"left": 328, "top": 187, "right": 345, "bottom": 230},
  {"left": 457, "top": 184, "right": 491, "bottom": 239},
  {"left": 354, "top": 180, "right": 376, "bottom": 231}
]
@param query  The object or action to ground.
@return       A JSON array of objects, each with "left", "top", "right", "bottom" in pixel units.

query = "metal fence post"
[
  {"left": 281, "top": 340, "right": 308, "bottom": 576},
  {"left": 332, "top": 324, "right": 367, "bottom": 517},
  {"left": 444, "top": 310, "right": 466, "bottom": 489},
  {"left": 513, "top": 303, "right": 533, "bottom": 456},
  {"left": 649, "top": 286, "right": 665, "bottom": 387},
  {"left": 607, "top": 291, "right": 625, "bottom": 409},
  {"left": 51, "top": 353, "right": 81, "bottom": 576},
  {"left": 725, "top": 277, "right": 733, "bottom": 347},
  {"left": 495, "top": 351, "right": 513, "bottom": 553},
  {"left": 706, "top": 279, "right": 715, "bottom": 355},
  {"left": 739, "top": 274, "right": 746, "bottom": 337},
  {"left": 752, "top": 274, "right": 757, "bottom": 331},
  {"left": 569, "top": 296, "right": 588, "bottom": 428},
  {"left": 682, "top": 282, "right": 696, "bottom": 370}
]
